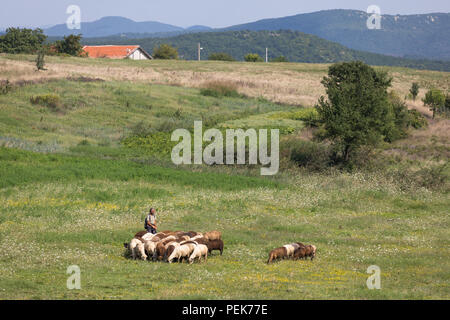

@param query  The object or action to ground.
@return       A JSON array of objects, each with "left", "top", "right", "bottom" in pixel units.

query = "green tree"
[
  {"left": 0, "top": 28, "right": 47, "bottom": 54},
  {"left": 423, "top": 88, "right": 445, "bottom": 119},
  {"left": 153, "top": 44, "right": 178, "bottom": 59},
  {"left": 315, "top": 61, "right": 393, "bottom": 163},
  {"left": 410, "top": 82, "right": 419, "bottom": 101},
  {"left": 244, "top": 53, "right": 263, "bottom": 62},
  {"left": 54, "top": 34, "right": 83, "bottom": 56},
  {"left": 208, "top": 52, "right": 235, "bottom": 61}
]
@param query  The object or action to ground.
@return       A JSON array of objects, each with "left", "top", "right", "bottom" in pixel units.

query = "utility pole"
[
  {"left": 266, "top": 47, "right": 268, "bottom": 63},
  {"left": 198, "top": 43, "right": 203, "bottom": 61}
]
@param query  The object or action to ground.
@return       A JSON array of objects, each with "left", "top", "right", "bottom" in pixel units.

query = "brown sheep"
[
  {"left": 267, "top": 247, "right": 288, "bottom": 264},
  {"left": 154, "top": 236, "right": 176, "bottom": 261},
  {"left": 207, "top": 239, "right": 224, "bottom": 255},
  {"left": 304, "top": 245, "right": 317, "bottom": 260},
  {"left": 204, "top": 231, "right": 221, "bottom": 241},
  {"left": 194, "top": 237, "right": 209, "bottom": 245},
  {"left": 134, "top": 230, "right": 148, "bottom": 239},
  {"left": 293, "top": 246, "right": 307, "bottom": 260}
]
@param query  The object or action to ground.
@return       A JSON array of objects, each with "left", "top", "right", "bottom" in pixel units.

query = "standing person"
[{"left": 145, "top": 208, "right": 157, "bottom": 234}]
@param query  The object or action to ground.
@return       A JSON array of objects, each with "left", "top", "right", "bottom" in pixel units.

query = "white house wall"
[{"left": 128, "top": 49, "right": 150, "bottom": 60}]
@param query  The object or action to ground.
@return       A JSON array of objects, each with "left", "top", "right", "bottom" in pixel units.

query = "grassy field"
[{"left": 0, "top": 55, "right": 449, "bottom": 299}]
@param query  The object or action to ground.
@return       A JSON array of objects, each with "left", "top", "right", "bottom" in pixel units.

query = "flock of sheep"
[
  {"left": 124, "top": 230, "right": 317, "bottom": 264},
  {"left": 124, "top": 230, "right": 223, "bottom": 264},
  {"left": 267, "top": 242, "right": 317, "bottom": 264}
]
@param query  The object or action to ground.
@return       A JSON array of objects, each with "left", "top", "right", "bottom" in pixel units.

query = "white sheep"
[
  {"left": 135, "top": 241, "right": 147, "bottom": 260},
  {"left": 144, "top": 240, "right": 157, "bottom": 258},
  {"left": 189, "top": 244, "right": 208, "bottom": 264},
  {"left": 128, "top": 238, "right": 147, "bottom": 260},
  {"left": 167, "top": 242, "right": 197, "bottom": 263},
  {"left": 283, "top": 244, "right": 296, "bottom": 259}
]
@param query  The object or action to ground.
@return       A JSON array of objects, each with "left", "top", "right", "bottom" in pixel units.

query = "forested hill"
[
  {"left": 81, "top": 30, "right": 450, "bottom": 71},
  {"left": 223, "top": 9, "right": 450, "bottom": 61}
]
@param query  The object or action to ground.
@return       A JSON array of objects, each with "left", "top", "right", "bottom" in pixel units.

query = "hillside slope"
[{"left": 224, "top": 9, "right": 450, "bottom": 61}]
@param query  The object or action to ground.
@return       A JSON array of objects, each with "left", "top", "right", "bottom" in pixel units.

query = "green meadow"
[{"left": 0, "top": 56, "right": 449, "bottom": 299}]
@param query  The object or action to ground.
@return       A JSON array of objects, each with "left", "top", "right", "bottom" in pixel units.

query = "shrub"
[
  {"left": 208, "top": 52, "right": 235, "bottom": 61},
  {"left": 407, "top": 109, "right": 428, "bottom": 129},
  {"left": 153, "top": 44, "right": 178, "bottom": 59},
  {"left": 0, "top": 80, "right": 12, "bottom": 95},
  {"left": 289, "top": 108, "right": 320, "bottom": 127},
  {"left": 244, "top": 53, "right": 263, "bottom": 62},
  {"left": 282, "top": 139, "right": 331, "bottom": 171},
  {"left": 271, "top": 56, "right": 288, "bottom": 62},
  {"left": 36, "top": 50, "right": 46, "bottom": 71},
  {"left": 200, "top": 80, "right": 240, "bottom": 98},
  {"left": 30, "top": 94, "right": 61, "bottom": 111}
]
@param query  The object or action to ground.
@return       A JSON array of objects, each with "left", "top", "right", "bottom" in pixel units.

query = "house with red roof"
[{"left": 82, "top": 45, "right": 153, "bottom": 60}]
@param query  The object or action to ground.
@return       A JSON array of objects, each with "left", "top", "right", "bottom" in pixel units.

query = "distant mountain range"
[
  {"left": 44, "top": 16, "right": 213, "bottom": 38},
  {"left": 82, "top": 30, "right": 450, "bottom": 72},
  {"left": 41, "top": 9, "right": 450, "bottom": 62}
]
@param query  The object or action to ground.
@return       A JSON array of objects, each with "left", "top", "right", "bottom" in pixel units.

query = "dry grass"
[
  {"left": 1, "top": 55, "right": 448, "bottom": 107},
  {"left": 385, "top": 118, "right": 450, "bottom": 162}
]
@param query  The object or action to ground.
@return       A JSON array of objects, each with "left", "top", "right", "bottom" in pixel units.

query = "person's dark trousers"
[{"left": 146, "top": 227, "right": 157, "bottom": 234}]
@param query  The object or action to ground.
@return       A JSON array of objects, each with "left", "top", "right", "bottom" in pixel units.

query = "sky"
[{"left": 1, "top": 0, "right": 449, "bottom": 29}]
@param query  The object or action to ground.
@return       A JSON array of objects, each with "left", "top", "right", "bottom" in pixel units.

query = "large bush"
[
  {"left": 244, "top": 53, "right": 263, "bottom": 62},
  {"left": 153, "top": 44, "right": 178, "bottom": 59},
  {"left": 208, "top": 52, "right": 235, "bottom": 61},
  {"left": 282, "top": 139, "right": 331, "bottom": 171}
]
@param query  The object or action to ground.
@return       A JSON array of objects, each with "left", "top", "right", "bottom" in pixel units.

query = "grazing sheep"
[
  {"left": 267, "top": 247, "right": 288, "bottom": 264},
  {"left": 144, "top": 240, "right": 158, "bottom": 258},
  {"left": 207, "top": 239, "right": 224, "bottom": 255},
  {"left": 189, "top": 244, "right": 208, "bottom": 264},
  {"left": 164, "top": 242, "right": 181, "bottom": 262},
  {"left": 167, "top": 241, "right": 197, "bottom": 263},
  {"left": 204, "top": 231, "right": 221, "bottom": 241},
  {"left": 293, "top": 246, "right": 307, "bottom": 260},
  {"left": 283, "top": 244, "right": 296, "bottom": 259},
  {"left": 294, "top": 244, "right": 317, "bottom": 261},
  {"left": 135, "top": 241, "right": 148, "bottom": 260},
  {"left": 125, "top": 238, "right": 146, "bottom": 260},
  {"left": 305, "top": 245, "right": 317, "bottom": 260},
  {"left": 154, "top": 236, "right": 177, "bottom": 261}
]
